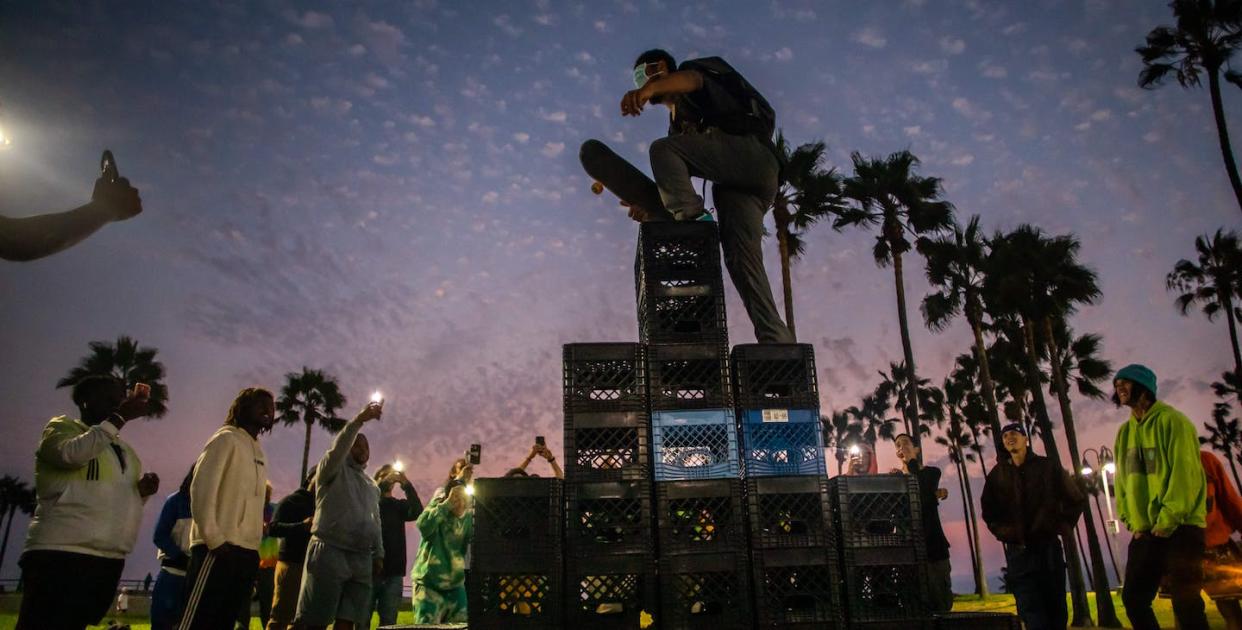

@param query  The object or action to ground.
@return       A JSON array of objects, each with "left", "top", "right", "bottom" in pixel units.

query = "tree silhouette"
[
  {"left": 57, "top": 336, "right": 169, "bottom": 418},
  {"left": 1166, "top": 228, "right": 1242, "bottom": 381},
  {"left": 277, "top": 367, "right": 347, "bottom": 480}
]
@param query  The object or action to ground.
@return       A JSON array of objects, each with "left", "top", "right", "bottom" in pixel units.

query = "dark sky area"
[{"left": 1, "top": 0, "right": 1238, "bottom": 590}]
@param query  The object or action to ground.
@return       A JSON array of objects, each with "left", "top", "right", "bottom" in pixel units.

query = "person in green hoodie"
[
  {"left": 411, "top": 460, "right": 474, "bottom": 624},
  {"left": 1113, "top": 363, "right": 1208, "bottom": 630}
]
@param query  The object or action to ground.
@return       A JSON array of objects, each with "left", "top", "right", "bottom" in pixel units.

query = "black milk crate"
[
  {"left": 739, "top": 409, "right": 827, "bottom": 477},
  {"left": 656, "top": 479, "right": 747, "bottom": 555},
  {"left": 829, "top": 474, "right": 923, "bottom": 550},
  {"left": 564, "top": 410, "right": 651, "bottom": 482},
  {"left": 731, "top": 344, "right": 819, "bottom": 409},
  {"left": 745, "top": 476, "right": 832, "bottom": 549},
  {"left": 466, "top": 555, "right": 564, "bottom": 629},
  {"left": 647, "top": 343, "right": 732, "bottom": 410},
  {"left": 565, "top": 479, "right": 655, "bottom": 557},
  {"left": 565, "top": 553, "right": 659, "bottom": 630},
  {"left": 470, "top": 477, "right": 563, "bottom": 559},
  {"left": 637, "top": 221, "right": 723, "bottom": 281},
  {"left": 933, "top": 612, "right": 1021, "bottom": 630},
  {"left": 658, "top": 552, "right": 752, "bottom": 630},
  {"left": 563, "top": 343, "right": 647, "bottom": 413},
  {"left": 752, "top": 546, "right": 839, "bottom": 628},
  {"left": 835, "top": 547, "right": 931, "bottom": 624},
  {"left": 652, "top": 408, "right": 741, "bottom": 480},
  {"left": 638, "top": 289, "right": 728, "bottom": 346}
]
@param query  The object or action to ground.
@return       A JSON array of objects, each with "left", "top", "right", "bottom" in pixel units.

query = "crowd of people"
[{"left": 12, "top": 375, "right": 563, "bottom": 630}]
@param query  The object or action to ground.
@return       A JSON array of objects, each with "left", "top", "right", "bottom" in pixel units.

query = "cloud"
[
  {"left": 594, "top": 20, "right": 609, "bottom": 33},
  {"left": 283, "top": 33, "right": 304, "bottom": 46},
  {"left": 347, "top": 43, "right": 367, "bottom": 56},
  {"left": 951, "top": 154, "right": 975, "bottom": 166},
  {"left": 980, "top": 63, "right": 1007, "bottom": 79},
  {"left": 292, "top": 10, "right": 334, "bottom": 29},
  {"left": 911, "top": 59, "right": 947, "bottom": 75},
  {"left": 513, "top": 132, "right": 530, "bottom": 143},
  {"left": 939, "top": 36, "right": 966, "bottom": 55},
  {"left": 951, "top": 97, "right": 990, "bottom": 122},
  {"left": 541, "top": 111, "right": 568, "bottom": 123},
  {"left": 493, "top": 14, "right": 522, "bottom": 37},
  {"left": 1143, "top": 130, "right": 1161, "bottom": 143},
  {"left": 541, "top": 142, "right": 565, "bottom": 158},
  {"left": 482, "top": 191, "right": 499, "bottom": 204},
  {"left": 852, "top": 27, "right": 887, "bottom": 49},
  {"left": 774, "top": 47, "right": 794, "bottom": 62},
  {"left": 410, "top": 114, "right": 436, "bottom": 128},
  {"left": 903, "top": 125, "right": 922, "bottom": 137}
]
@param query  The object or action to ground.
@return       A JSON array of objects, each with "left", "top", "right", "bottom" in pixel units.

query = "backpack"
[{"left": 679, "top": 57, "right": 777, "bottom": 140}]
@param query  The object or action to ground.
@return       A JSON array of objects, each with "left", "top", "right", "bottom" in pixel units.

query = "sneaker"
[{"left": 673, "top": 207, "right": 714, "bottom": 222}]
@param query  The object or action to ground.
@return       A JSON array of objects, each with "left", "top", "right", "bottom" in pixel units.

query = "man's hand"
[
  {"left": 1152, "top": 527, "right": 1173, "bottom": 538},
  {"left": 620, "top": 87, "right": 651, "bottom": 117},
  {"left": 373, "top": 558, "right": 384, "bottom": 577},
  {"left": 536, "top": 444, "right": 555, "bottom": 461},
  {"left": 390, "top": 470, "right": 409, "bottom": 485},
  {"left": 302, "top": 517, "right": 313, "bottom": 530},
  {"left": 620, "top": 201, "right": 649, "bottom": 223},
  {"left": 355, "top": 401, "right": 383, "bottom": 423},
  {"left": 137, "top": 472, "right": 160, "bottom": 498},
  {"left": 92, "top": 177, "right": 142, "bottom": 222},
  {"left": 936, "top": 488, "right": 949, "bottom": 501},
  {"left": 116, "top": 395, "right": 151, "bottom": 422}
]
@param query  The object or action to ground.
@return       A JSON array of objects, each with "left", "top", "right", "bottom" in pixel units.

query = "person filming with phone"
[
  {"left": 17, "top": 376, "right": 159, "bottom": 630},
  {"left": 505, "top": 437, "right": 563, "bottom": 479},
  {"left": 412, "top": 449, "right": 478, "bottom": 624}
]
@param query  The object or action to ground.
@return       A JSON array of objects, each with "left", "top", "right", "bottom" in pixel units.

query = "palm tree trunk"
[
  {"left": 893, "top": 252, "right": 923, "bottom": 447},
  {"left": 1019, "top": 316, "right": 1091, "bottom": 625},
  {"left": 777, "top": 226, "right": 797, "bottom": 340},
  {"left": 301, "top": 418, "right": 313, "bottom": 481},
  {"left": 961, "top": 458, "right": 989, "bottom": 597},
  {"left": 954, "top": 455, "right": 982, "bottom": 595},
  {"left": 1207, "top": 68, "right": 1242, "bottom": 216},
  {"left": 1222, "top": 290, "right": 1242, "bottom": 382},
  {"left": 0, "top": 505, "right": 16, "bottom": 574},
  {"left": 967, "top": 296, "right": 1005, "bottom": 457},
  {"left": 1044, "top": 317, "right": 1122, "bottom": 627}
]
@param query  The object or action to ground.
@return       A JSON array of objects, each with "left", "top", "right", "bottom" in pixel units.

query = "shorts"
[{"left": 296, "top": 538, "right": 374, "bottom": 625}]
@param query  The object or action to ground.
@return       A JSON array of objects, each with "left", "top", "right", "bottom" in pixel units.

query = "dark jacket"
[
  {"left": 981, "top": 452, "right": 1086, "bottom": 545},
  {"left": 909, "top": 460, "right": 951, "bottom": 561},
  {"left": 378, "top": 481, "right": 423, "bottom": 578},
  {"left": 270, "top": 487, "right": 314, "bottom": 563}
]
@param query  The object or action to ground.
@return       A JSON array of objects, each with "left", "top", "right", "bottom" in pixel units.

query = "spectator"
[
  {"left": 893, "top": 433, "right": 953, "bottom": 612},
  {"left": 412, "top": 461, "right": 474, "bottom": 624},
  {"left": 981, "top": 423, "right": 1085, "bottom": 630},
  {"left": 1198, "top": 450, "right": 1242, "bottom": 630},
  {"left": 367, "top": 464, "right": 424, "bottom": 627},
  {"left": 1, "top": 172, "right": 142, "bottom": 262},
  {"left": 266, "top": 473, "right": 316, "bottom": 630},
  {"left": 178, "top": 388, "right": 275, "bottom": 630},
  {"left": 505, "top": 443, "right": 563, "bottom": 479},
  {"left": 1112, "top": 364, "right": 1208, "bottom": 630},
  {"left": 151, "top": 468, "right": 195, "bottom": 630},
  {"left": 237, "top": 483, "right": 277, "bottom": 630},
  {"left": 144, "top": 573, "right": 153, "bottom": 592},
  {"left": 295, "top": 401, "right": 385, "bottom": 630},
  {"left": 844, "top": 443, "right": 877, "bottom": 476},
  {"left": 17, "top": 375, "right": 159, "bottom": 630}
]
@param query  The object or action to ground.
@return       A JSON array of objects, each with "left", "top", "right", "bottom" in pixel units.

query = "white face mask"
[{"left": 633, "top": 62, "right": 664, "bottom": 88}]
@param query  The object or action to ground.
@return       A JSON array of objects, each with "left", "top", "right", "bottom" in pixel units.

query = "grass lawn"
[{"left": 0, "top": 592, "right": 1231, "bottom": 629}]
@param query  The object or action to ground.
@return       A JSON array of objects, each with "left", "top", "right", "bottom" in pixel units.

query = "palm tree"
[
  {"left": 1167, "top": 229, "right": 1242, "bottom": 380},
  {"left": 1202, "top": 401, "right": 1242, "bottom": 489},
  {"left": 772, "top": 133, "right": 845, "bottom": 339},
  {"left": 932, "top": 379, "right": 989, "bottom": 597},
  {"left": 920, "top": 215, "right": 1006, "bottom": 455},
  {"left": 834, "top": 150, "right": 955, "bottom": 448},
  {"left": 821, "top": 411, "right": 856, "bottom": 475},
  {"left": 0, "top": 477, "right": 35, "bottom": 574},
  {"left": 1137, "top": 0, "right": 1242, "bottom": 214},
  {"left": 56, "top": 336, "right": 169, "bottom": 417},
  {"left": 277, "top": 367, "right": 347, "bottom": 480},
  {"left": 874, "top": 361, "right": 937, "bottom": 440}
]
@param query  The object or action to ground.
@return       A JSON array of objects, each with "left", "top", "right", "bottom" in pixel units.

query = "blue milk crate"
[
  {"left": 651, "top": 409, "right": 741, "bottom": 481},
  {"left": 739, "top": 408, "right": 827, "bottom": 477}
]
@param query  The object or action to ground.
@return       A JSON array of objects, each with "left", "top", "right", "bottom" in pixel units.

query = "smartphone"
[
  {"left": 536, "top": 436, "right": 546, "bottom": 447},
  {"left": 132, "top": 383, "right": 151, "bottom": 400},
  {"left": 100, "top": 150, "right": 119, "bottom": 183},
  {"left": 468, "top": 443, "right": 482, "bottom": 466}
]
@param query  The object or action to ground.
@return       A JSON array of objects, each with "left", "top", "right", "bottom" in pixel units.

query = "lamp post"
[{"left": 1083, "top": 447, "right": 1123, "bottom": 587}]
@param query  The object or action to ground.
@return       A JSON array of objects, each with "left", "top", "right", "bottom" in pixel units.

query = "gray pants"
[{"left": 579, "top": 133, "right": 794, "bottom": 343}]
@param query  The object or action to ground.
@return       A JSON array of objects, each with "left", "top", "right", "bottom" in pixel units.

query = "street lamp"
[{"left": 1083, "top": 447, "right": 1124, "bottom": 586}]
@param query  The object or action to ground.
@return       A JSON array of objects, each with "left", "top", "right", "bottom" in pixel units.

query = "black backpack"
[{"left": 679, "top": 57, "right": 777, "bottom": 140}]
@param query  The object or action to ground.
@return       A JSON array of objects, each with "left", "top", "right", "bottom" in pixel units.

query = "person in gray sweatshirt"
[{"left": 295, "top": 400, "right": 384, "bottom": 630}]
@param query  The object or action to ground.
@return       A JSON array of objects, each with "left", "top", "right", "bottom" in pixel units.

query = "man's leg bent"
[
  {"left": 648, "top": 132, "right": 777, "bottom": 219},
  {"left": 413, "top": 583, "right": 447, "bottom": 624},
  {"left": 714, "top": 184, "right": 794, "bottom": 343},
  {"left": 1122, "top": 535, "right": 1165, "bottom": 630}
]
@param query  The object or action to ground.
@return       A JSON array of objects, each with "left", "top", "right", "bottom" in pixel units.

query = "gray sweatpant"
[{"left": 579, "top": 132, "right": 794, "bottom": 344}]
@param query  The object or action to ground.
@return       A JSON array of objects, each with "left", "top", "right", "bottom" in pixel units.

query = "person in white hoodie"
[
  {"left": 17, "top": 374, "right": 160, "bottom": 630},
  {"left": 177, "top": 387, "right": 274, "bottom": 630}
]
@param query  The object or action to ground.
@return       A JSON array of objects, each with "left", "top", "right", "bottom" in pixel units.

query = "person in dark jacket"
[
  {"left": 981, "top": 423, "right": 1086, "bottom": 630},
  {"left": 894, "top": 433, "right": 953, "bottom": 612},
  {"left": 366, "top": 464, "right": 424, "bottom": 627},
  {"left": 150, "top": 468, "right": 195, "bottom": 630},
  {"left": 266, "top": 473, "right": 315, "bottom": 630}
]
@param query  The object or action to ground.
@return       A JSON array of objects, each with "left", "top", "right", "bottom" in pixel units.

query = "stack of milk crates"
[
  {"left": 639, "top": 222, "right": 751, "bottom": 630},
  {"left": 732, "top": 342, "right": 837, "bottom": 629}
]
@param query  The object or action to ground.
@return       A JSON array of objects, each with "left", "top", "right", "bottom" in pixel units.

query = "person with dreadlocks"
[{"left": 177, "top": 387, "right": 275, "bottom": 630}]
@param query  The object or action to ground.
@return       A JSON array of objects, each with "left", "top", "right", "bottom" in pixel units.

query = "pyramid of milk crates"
[{"left": 459, "top": 220, "right": 1018, "bottom": 630}]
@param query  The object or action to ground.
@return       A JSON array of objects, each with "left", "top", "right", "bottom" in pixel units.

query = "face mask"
[{"left": 633, "top": 62, "right": 663, "bottom": 89}]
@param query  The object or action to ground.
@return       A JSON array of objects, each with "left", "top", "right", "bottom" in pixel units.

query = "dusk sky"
[{"left": 1, "top": 0, "right": 1239, "bottom": 591}]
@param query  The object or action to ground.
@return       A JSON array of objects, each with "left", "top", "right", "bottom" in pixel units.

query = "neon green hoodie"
[{"left": 1114, "top": 400, "right": 1206, "bottom": 533}]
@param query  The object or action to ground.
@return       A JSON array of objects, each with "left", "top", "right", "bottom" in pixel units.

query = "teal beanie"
[{"left": 1114, "top": 364, "right": 1157, "bottom": 398}]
